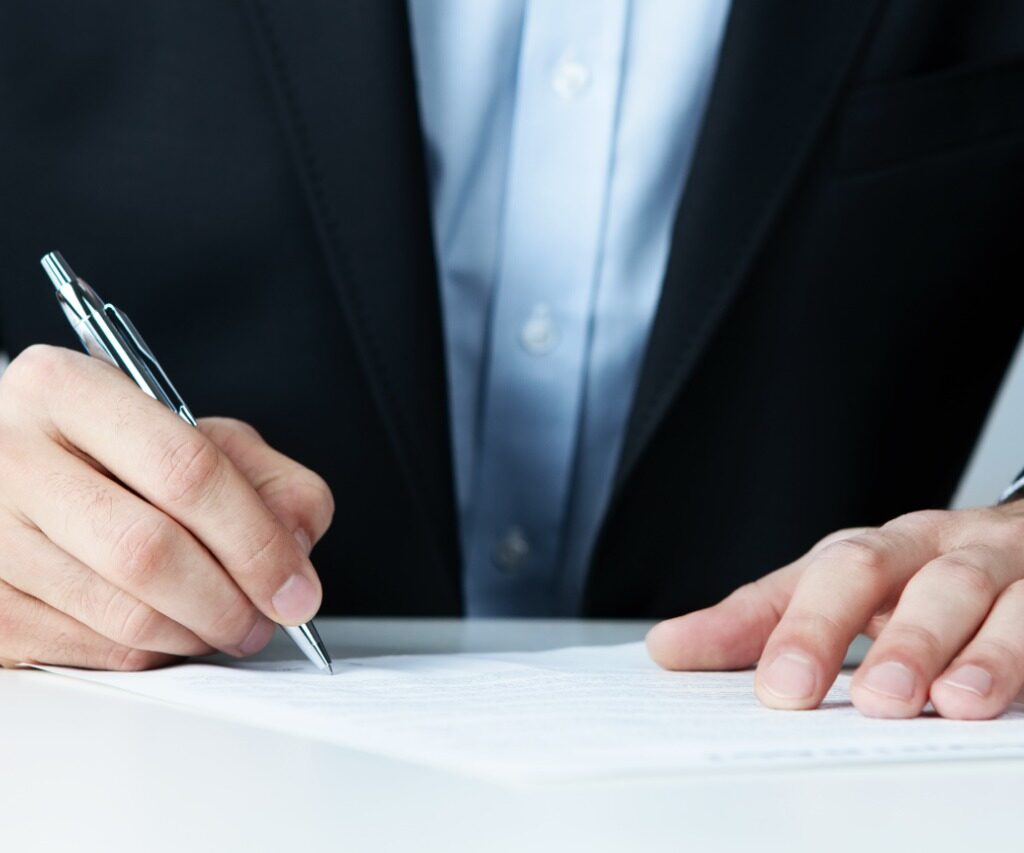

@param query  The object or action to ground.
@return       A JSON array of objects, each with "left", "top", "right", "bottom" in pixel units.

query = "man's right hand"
[{"left": 0, "top": 345, "right": 334, "bottom": 670}]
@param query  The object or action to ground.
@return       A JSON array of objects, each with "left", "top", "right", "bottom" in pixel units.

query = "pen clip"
[
  {"left": 41, "top": 251, "right": 197, "bottom": 428},
  {"left": 104, "top": 303, "right": 198, "bottom": 427}
]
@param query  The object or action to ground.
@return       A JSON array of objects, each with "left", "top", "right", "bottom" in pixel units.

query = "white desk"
[{"left": 1, "top": 618, "right": 1019, "bottom": 852}]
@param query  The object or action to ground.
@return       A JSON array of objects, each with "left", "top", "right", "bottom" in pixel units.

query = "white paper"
[{"left": 36, "top": 643, "right": 1024, "bottom": 783}]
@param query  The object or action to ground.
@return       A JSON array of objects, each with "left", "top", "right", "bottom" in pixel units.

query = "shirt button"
[
  {"left": 494, "top": 527, "right": 530, "bottom": 574},
  {"left": 551, "top": 51, "right": 590, "bottom": 100},
  {"left": 520, "top": 303, "right": 558, "bottom": 355}
]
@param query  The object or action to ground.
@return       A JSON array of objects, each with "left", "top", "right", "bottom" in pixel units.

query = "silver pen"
[{"left": 40, "top": 251, "right": 333, "bottom": 673}]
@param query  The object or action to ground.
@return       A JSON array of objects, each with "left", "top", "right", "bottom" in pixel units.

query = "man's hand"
[
  {"left": 0, "top": 345, "right": 334, "bottom": 670},
  {"left": 647, "top": 506, "right": 1024, "bottom": 719}
]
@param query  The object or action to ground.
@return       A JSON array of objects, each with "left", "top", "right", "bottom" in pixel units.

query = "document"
[{"left": 37, "top": 643, "right": 1024, "bottom": 783}]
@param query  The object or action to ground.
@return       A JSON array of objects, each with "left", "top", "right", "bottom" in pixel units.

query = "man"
[{"left": 1, "top": 0, "right": 1023, "bottom": 720}]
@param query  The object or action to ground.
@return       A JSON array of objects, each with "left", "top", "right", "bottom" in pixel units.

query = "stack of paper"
[{"left": 38, "top": 643, "right": 1024, "bottom": 783}]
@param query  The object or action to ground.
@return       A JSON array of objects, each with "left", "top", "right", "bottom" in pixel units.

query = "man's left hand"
[{"left": 647, "top": 506, "right": 1024, "bottom": 719}]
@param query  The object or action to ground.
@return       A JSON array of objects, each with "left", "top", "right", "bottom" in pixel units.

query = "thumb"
[
  {"left": 646, "top": 564, "right": 802, "bottom": 671},
  {"left": 647, "top": 528, "right": 871, "bottom": 671}
]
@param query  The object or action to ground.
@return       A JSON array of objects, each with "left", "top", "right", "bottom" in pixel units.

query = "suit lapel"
[
  {"left": 614, "top": 0, "right": 884, "bottom": 492},
  {"left": 240, "top": 0, "right": 885, "bottom": 603},
  {"left": 241, "top": 0, "right": 461, "bottom": 595}
]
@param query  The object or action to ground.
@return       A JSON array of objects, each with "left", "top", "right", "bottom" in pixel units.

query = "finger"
[
  {"left": 0, "top": 580, "right": 174, "bottom": 670},
  {"left": 646, "top": 566, "right": 799, "bottom": 671},
  {"left": 851, "top": 544, "right": 1013, "bottom": 718},
  {"left": 6, "top": 346, "right": 323, "bottom": 625},
  {"left": 0, "top": 518, "right": 212, "bottom": 657},
  {"left": 198, "top": 418, "right": 335, "bottom": 551},
  {"left": 755, "top": 529, "right": 936, "bottom": 710},
  {"left": 647, "top": 528, "right": 873, "bottom": 671},
  {"left": 8, "top": 441, "right": 275, "bottom": 657},
  {"left": 930, "top": 580, "right": 1024, "bottom": 719}
]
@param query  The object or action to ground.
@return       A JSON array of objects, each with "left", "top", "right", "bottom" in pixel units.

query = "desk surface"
[{"left": 1, "top": 618, "right": 1019, "bottom": 853}]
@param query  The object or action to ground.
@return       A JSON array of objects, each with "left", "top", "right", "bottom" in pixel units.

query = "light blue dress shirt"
[{"left": 408, "top": 0, "right": 731, "bottom": 616}]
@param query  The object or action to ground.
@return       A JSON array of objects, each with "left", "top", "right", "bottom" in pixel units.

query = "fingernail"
[
  {"left": 763, "top": 652, "right": 817, "bottom": 699},
  {"left": 239, "top": 618, "right": 276, "bottom": 656},
  {"left": 942, "top": 664, "right": 993, "bottom": 698},
  {"left": 863, "top": 661, "right": 916, "bottom": 700},
  {"left": 293, "top": 528, "right": 313, "bottom": 556},
  {"left": 271, "top": 574, "right": 319, "bottom": 624}
]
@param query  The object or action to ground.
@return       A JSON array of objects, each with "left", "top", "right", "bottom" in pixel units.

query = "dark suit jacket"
[{"left": 1, "top": 1, "right": 1023, "bottom": 617}]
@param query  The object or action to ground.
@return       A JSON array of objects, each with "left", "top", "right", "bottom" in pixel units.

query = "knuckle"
[
  {"left": 998, "top": 515, "right": 1024, "bottom": 547},
  {"left": 199, "top": 416, "right": 261, "bottom": 447},
  {"left": 318, "top": 483, "right": 335, "bottom": 526},
  {"left": 159, "top": 435, "right": 223, "bottom": 505},
  {"left": 779, "top": 609, "right": 845, "bottom": 643},
  {"left": 817, "top": 536, "right": 890, "bottom": 593},
  {"left": 718, "top": 580, "right": 786, "bottom": 653},
  {"left": 112, "top": 596, "right": 165, "bottom": 650},
  {"left": 880, "top": 621, "right": 944, "bottom": 659},
  {"left": 235, "top": 521, "right": 289, "bottom": 576},
  {"left": 0, "top": 582, "right": 17, "bottom": 639},
  {"left": 1001, "top": 578, "right": 1024, "bottom": 605},
  {"left": 823, "top": 535, "right": 886, "bottom": 568},
  {"left": 53, "top": 565, "right": 102, "bottom": 623},
  {"left": 218, "top": 417, "right": 261, "bottom": 439},
  {"left": 0, "top": 420, "right": 14, "bottom": 462},
  {"left": 1, "top": 344, "right": 69, "bottom": 401},
  {"left": 60, "top": 475, "right": 118, "bottom": 541},
  {"left": 6, "top": 344, "right": 65, "bottom": 381},
  {"left": 747, "top": 577, "right": 786, "bottom": 626},
  {"left": 928, "top": 554, "right": 997, "bottom": 602},
  {"left": 303, "top": 471, "right": 334, "bottom": 517},
  {"left": 113, "top": 514, "right": 177, "bottom": 588},
  {"left": 954, "top": 507, "right": 1014, "bottom": 547},
  {"left": 864, "top": 610, "right": 893, "bottom": 638},
  {"left": 971, "top": 506, "right": 1005, "bottom": 526},
  {"left": 884, "top": 509, "right": 948, "bottom": 537},
  {"left": 44, "top": 629, "right": 80, "bottom": 666},
  {"left": 275, "top": 470, "right": 335, "bottom": 528},
  {"left": 765, "top": 610, "right": 847, "bottom": 660},
  {"left": 968, "top": 637, "right": 1024, "bottom": 672},
  {"left": 206, "top": 595, "right": 259, "bottom": 648},
  {"left": 105, "top": 644, "right": 162, "bottom": 672},
  {"left": 811, "top": 526, "right": 874, "bottom": 553}
]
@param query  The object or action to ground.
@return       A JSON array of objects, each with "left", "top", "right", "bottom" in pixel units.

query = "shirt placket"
[{"left": 464, "top": 0, "right": 629, "bottom": 615}]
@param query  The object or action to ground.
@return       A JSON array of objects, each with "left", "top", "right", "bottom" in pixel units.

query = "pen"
[
  {"left": 1000, "top": 471, "right": 1024, "bottom": 506},
  {"left": 40, "top": 251, "right": 333, "bottom": 673}
]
